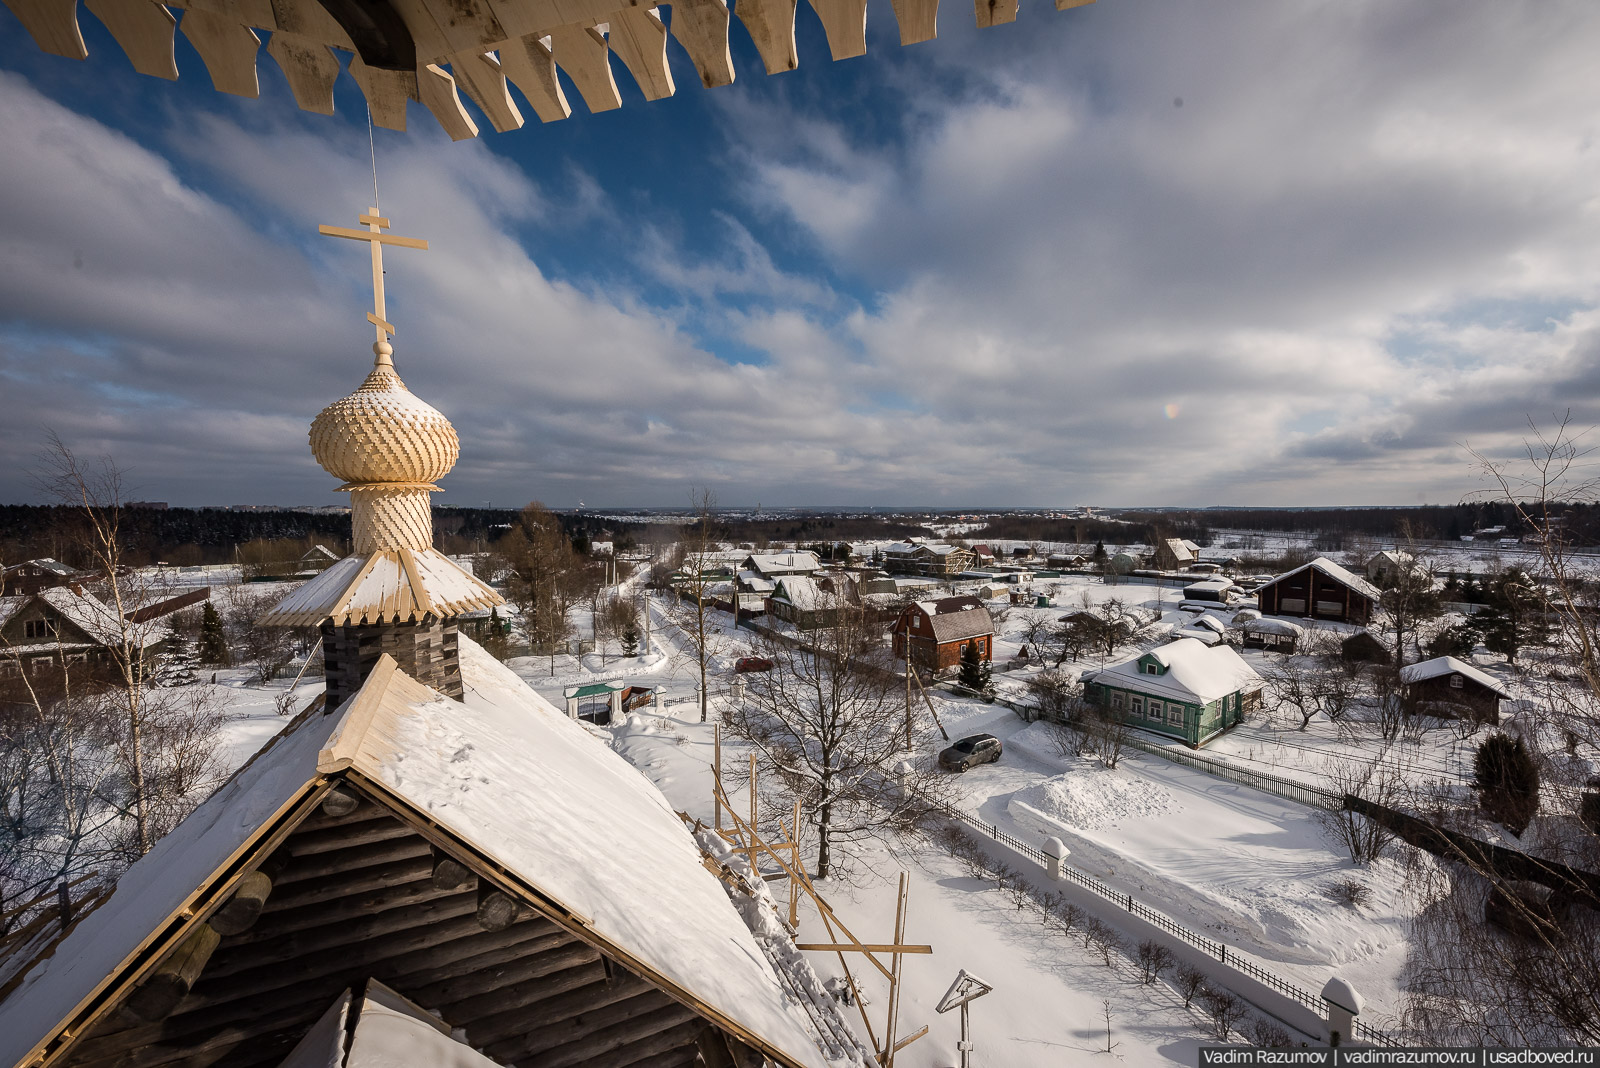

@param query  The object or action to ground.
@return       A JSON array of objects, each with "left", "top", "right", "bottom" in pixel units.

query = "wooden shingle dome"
[{"left": 309, "top": 342, "right": 459, "bottom": 487}]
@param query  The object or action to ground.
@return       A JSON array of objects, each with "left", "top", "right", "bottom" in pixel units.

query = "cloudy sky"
[{"left": 1, "top": 1, "right": 1598, "bottom": 509}]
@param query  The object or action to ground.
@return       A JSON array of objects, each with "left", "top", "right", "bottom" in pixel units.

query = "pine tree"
[
  {"left": 197, "top": 601, "right": 230, "bottom": 666},
  {"left": 1473, "top": 733, "right": 1540, "bottom": 835},
  {"left": 1092, "top": 540, "right": 1108, "bottom": 564},
  {"left": 621, "top": 621, "right": 640, "bottom": 657},
  {"left": 151, "top": 631, "right": 200, "bottom": 687},
  {"left": 958, "top": 640, "right": 991, "bottom": 695}
]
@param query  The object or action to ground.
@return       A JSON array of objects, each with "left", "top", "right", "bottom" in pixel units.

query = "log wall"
[
  {"left": 321, "top": 618, "right": 462, "bottom": 709},
  {"left": 62, "top": 797, "right": 713, "bottom": 1068}
]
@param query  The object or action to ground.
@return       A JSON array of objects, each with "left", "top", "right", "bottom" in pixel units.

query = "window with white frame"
[
  {"left": 1130, "top": 696, "right": 1144, "bottom": 717},
  {"left": 1168, "top": 703, "right": 1185, "bottom": 726},
  {"left": 1112, "top": 691, "right": 1124, "bottom": 710},
  {"left": 1147, "top": 700, "right": 1161, "bottom": 720},
  {"left": 23, "top": 618, "right": 55, "bottom": 640}
]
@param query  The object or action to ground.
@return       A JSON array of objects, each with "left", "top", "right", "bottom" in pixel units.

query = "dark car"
[
  {"left": 734, "top": 657, "right": 775, "bottom": 673},
  {"left": 939, "top": 733, "right": 1003, "bottom": 771}
]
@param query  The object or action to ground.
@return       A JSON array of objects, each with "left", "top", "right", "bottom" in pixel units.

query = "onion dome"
[{"left": 309, "top": 341, "right": 459, "bottom": 486}]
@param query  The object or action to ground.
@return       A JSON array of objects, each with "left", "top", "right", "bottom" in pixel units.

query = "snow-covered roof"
[
  {"left": 1174, "top": 627, "right": 1222, "bottom": 646},
  {"left": 259, "top": 548, "right": 503, "bottom": 627},
  {"left": 925, "top": 605, "right": 994, "bottom": 644},
  {"left": 1267, "top": 557, "right": 1383, "bottom": 602},
  {"left": 744, "top": 552, "right": 822, "bottom": 576},
  {"left": 29, "top": 586, "right": 135, "bottom": 645},
  {"left": 1183, "top": 578, "right": 1235, "bottom": 594},
  {"left": 279, "top": 982, "right": 502, "bottom": 1068},
  {"left": 1188, "top": 615, "right": 1227, "bottom": 635},
  {"left": 0, "top": 640, "right": 847, "bottom": 1068},
  {"left": 738, "top": 569, "right": 778, "bottom": 593},
  {"left": 4, "top": 557, "right": 79, "bottom": 576},
  {"left": 1090, "top": 637, "right": 1262, "bottom": 704},
  {"left": 1242, "top": 617, "right": 1305, "bottom": 637},
  {"left": 1399, "top": 656, "right": 1510, "bottom": 697}
]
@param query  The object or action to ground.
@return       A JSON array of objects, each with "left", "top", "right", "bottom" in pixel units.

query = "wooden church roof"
[
  {"left": 5, "top": 0, "right": 1097, "bottom": 142},
  {"left": 0, "top": 638, "right": 857, "bottom": 1068}
]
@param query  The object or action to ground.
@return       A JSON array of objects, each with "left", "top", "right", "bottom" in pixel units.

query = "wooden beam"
[
  {"left": 1056, "top": 0, "right": 1093, "bottom": 8},
  {"left": 179, "top": 8, "right": 260, "bottom": 96},
  {"left": 124, "top": 924, "right": 222, "bottom": 1022},
  {"left": 533, "top": 1003, "right": 703, "bottom": 1068},
  {"left": 481, "top": 974, "right": 655, "bottom": 1060},
  {"left": 607, "top": 6, "right": 674, "bottom": 101},
  {"left": 448, "top": 50, "right": 525, "bottom": 132},
  {"left": 887, "top": 0, "right": 936, "bottom": 44},
  {"left": 226, "top": 883, "right": 471, "bottom": 946},
  {"left": 431, "top": 845, "right": 476, "bottom": 889},
  {"left": 417, "top": 61, "right": 480, "bottom": 140},
  {"left": 266, "top": 31, "right": 340, "bottom": 115},
  {"left": 734, "top": 0, "right": 797, "bottom": 74},
  {"left": 348, "top": 56, "right": 414, "bottom": 131},
  {"left": 2, "top": 0, "right": 87, "bottom": 59},
  {"left": 973, "top": 0, "right": 1016, "bottom": 27},
  {"left": 794, "top": 943, "right": 932, "bottom": 954},
  {"left": 548, "top": 23, "right": 621, "bottom": 113},
  {"left": 476, "top": 880, "right": 521, "bottom": 930},
  {"left": 669, "top": 0, "right": 733, "bottom": 88},
  {"left": 83, "top": 0, "right": 177, "bottom": 79},
  {"left": 514, "top": 988, "right": 681, "bottom": 1059},
  {"left": 498, "top": 32, "right": 571, "bottom": 123},
  {"left": 316, "top": 226, "right": 431, "bottom": 251},
  {"left": 208, "top": 871, "right": 273, "bottom": 936},
  {"left": 263, "top": 854, "right": 432, "bottom": 909},
  {"left": 806, "top": 0, "right": 866, "bottom": 60}
]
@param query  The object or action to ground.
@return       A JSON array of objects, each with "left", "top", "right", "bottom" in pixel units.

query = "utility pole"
[{"left": 904, "top": 639, "right": 913, "bottom": 750}]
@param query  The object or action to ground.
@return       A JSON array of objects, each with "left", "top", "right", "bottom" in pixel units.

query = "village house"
[
  {"left": 1150, "top": 538, "right": 1200, "bottom": 571},
  {"left": 1182, "top": 577, "right": 1238, "bottom": 604},
  {"left": 1, "top": 557, "right": 88, "bottom": 596},
  {"left": 890, "top": 596, "right": 995, "bottom": 673},
  {"left": 0, "top": 586, "right": 162, "bottom": 678},
  {"left": 1254, "top": 557, "right": 1381, "bottom": 626},
  {"left": 1365, "top": 550, "right": 1415, "bottom": 587},
  {"left": 1084, "top": 637, "right": 1264, "bottom": 748},
  {"left": 1239, "top": 616, "right": 1305, "bottom": 652},
  {"left": 766, "top": 574, "right": 860, "bottom": 630},
  {"left": 1399, "top": 655, "right": 1510, "bottom": 724},
  {"left": 740, "top": 551, "right": 823, "bottom": 580},
  {"left": 880, "top": 542, "right": 976, "bottom": 578},
  {"left": 970, "top": 544, "right": 997, "bottom": 567}
]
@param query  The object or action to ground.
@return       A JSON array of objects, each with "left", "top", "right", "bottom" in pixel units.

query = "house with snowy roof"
[
  {"left": 741, "top": 552, "right": 823, "bottom": 580},
  {"left": 890, "top": 597, "right": 993, "bottom": 673},
  {"left": 1150, "top": 538, "right": 1198, "bottom": 571},
  {"left": 1365, "top": 550, "right": 1415, "bottom": 587},
  {"left": 1399, "top": 656, "right": 1510, "bottom": 724},
  {"left": 1254, "top": 557, "right": 1381, "bottom": 626},
  {"left": 879, "top": 542, "right": 975, "bottom": 578},
  {"left": 767, "top": 575, "right": 859, "bottom": 631},
  {"left": 1083, "top": 637, "right": 1264, "bottom": 748},
  {"left": 1, "top": 557, "right": 88, "bottom": 596},
  {"left": 0, "top": 586, "right": 165, "bottom": 678}
]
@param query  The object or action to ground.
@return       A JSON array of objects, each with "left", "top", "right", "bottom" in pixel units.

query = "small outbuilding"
[
  {"left": 1399, "top": 656, "right": 1510, "bottom": 724},
  {"left": 1182, "top": 577, "right": 1237, "bottom": 603},
  {"left": 1150, "top": 539, "right": 1198, "bottom": 572},
  {"left": 1239, "top": 617, "right": 1304, "bottom": 652}
]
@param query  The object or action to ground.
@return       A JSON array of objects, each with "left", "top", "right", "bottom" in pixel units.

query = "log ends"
[
  {"left": 431, "top": 847, "right": 477, "bottom": 891},
  {"left": 476, "top": 881, "right": 521, "bottom": 931},
  {"left": 125, "top": 924, "right": 222, "bottom": 1022}
]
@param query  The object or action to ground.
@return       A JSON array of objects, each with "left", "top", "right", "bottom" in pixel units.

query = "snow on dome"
[{"left": 309, "top": 348, "right": 459, "bottom": 486}]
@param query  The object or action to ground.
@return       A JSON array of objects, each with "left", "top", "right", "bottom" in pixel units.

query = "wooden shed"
[
  {"left": 0, "top": 642, "right": 865, "bottom": 1068},
  {"left": 1399, "top": 656, "right": 1509, "bottom": 724}
]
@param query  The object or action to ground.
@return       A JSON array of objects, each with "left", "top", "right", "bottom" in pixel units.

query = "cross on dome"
[{"left": 319, "top": 208, "right": 429, "bottom": 352}]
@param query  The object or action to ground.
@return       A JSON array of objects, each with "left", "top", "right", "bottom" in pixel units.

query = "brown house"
[
  {"left": 0, "top": 586, "right": 132, "bottom": 677},
  {"left": 1399, "top": 656, "right": 1509, "bottom": 723},
  {"left": 2, "top": 558, "right": 87, "bottom": 596},
  {"left": 1150, "top": 539, "right": 1198, "bottom": 571},
  {"left": 891, "top": 597, "right": 994, "bottom": 673},
  {"left": 1255, "top": 558, "right": 1381, "bottom": 626}
]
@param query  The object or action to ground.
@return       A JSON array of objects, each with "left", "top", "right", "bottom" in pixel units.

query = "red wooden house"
[
  {"left": 890, "top": 596, "right": 994, "bottom": 673},
  {"left": 1255, "top": 558, "right": 1381, "bottom": 626}
]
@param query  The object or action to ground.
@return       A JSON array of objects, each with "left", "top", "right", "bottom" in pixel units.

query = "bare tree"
[
  {"left": 726, "top": 599, "right": 944, "bottom": 878},
  {"left": 673, "top": 489, "right": 724, "bottom": 724},
  {"left": 1262, "top": 658, "right": 1320, "bottom": 731},
  {"left": 494, "top": 503, "right": 578, "bottom": 675}
]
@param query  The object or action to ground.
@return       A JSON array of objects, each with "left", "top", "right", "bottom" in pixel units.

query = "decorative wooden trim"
[
  {"left": 607, "top": 6, "right": 675, "bottom": 101},
  {"left": 83, "top": 0, "right": 177, "bottom": 79},
  {"left": 735, "top": 0, "right": 798, "bottom": 74},
  {"left": 1, "top": 0, "right": 86, "bottom": 59},
  {"left": 316, "top": 653, "right": 400, "bottom": 773},
  {"left": 448, "top": 50, "right": 525, "bottom": 132},
  {"left": 806, "top": 0, "right": 866, "bottom": 60},
  {"left": 668, "top": 0, "right": 733, "bottom": 88},
  {"left": 548, "top": 23, "right": 621, "bottom": 112},
  {"left": 888, "top": 0, "right": 937, "bottom": 45},
  {"left": 178, "top": 8, "right": 261, "bottom": 97}
]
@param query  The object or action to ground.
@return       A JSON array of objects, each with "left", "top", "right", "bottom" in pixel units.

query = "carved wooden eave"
[
  {"left": 256, "top": 547, "right": 503, "bottom": 628},
  {"left": 3, "top": 0, "right": 1096, "bottom": 141}
]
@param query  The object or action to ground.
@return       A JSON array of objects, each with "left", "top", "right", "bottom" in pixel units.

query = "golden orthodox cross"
[{"left": 319, "top": 208, "right": 429, "bottom": 346}]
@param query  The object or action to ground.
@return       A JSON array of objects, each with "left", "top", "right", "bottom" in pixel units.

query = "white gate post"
[
  {"left": 1042, "top": 837, "right": 1069, "bottom": 881},
  {"left": 1321, "top": 976, "right": 1362, "bottom": 1047}
]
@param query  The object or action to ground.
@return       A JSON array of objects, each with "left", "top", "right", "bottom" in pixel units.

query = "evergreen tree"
[
  {"left": 1092, "top": 540, "right": 1108, "bottom": 564},
  {"left": 151, "top": 631, "right": 200, "bottom": 687},
  {"left": 958, "top": 640, "right": 992, "bottom": 695},
  {"left": 481, "top": 607, "right": 510, "bottom": 661},
  {"left": 621, "top": 621, "right": 640, "bottom": 657},
  {"left": 197, "top": 601, "right": 229, "bottom": 666},
  {"left": 1473, "top": 733, "right": 1540, "bottom": 835}
]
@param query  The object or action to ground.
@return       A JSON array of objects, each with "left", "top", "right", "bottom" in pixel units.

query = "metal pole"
[{"left": 959, "top": 999, "right": 971, "bottom": 1068}]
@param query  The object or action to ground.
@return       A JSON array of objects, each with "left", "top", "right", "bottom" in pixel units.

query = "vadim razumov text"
[{"left": 1198, "top": 1048, "right": 1599, "bottom": 1067}]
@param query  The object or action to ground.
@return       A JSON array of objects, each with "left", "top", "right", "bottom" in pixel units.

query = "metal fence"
[{"left": 935, "top": 800, "right": 1398, "bottom": 1047}]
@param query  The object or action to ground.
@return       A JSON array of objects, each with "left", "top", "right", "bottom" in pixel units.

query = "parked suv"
[
  {"left": 734, "top": 657, "right": 775, "bottom": 673},
  {"left": 939, "top": 734, "right": 1003, "bottom": 771}
]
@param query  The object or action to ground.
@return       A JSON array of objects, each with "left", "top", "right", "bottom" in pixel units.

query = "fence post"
[
  {"left": 1126, "top": 894, "right": 1132, "bottom": 912},
  {"left": 57, "top": 881, "right": 72, "bottom": 931}
]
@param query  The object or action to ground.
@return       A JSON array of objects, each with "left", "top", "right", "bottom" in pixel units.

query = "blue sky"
[{"left": 1, "top": 1, "right": 1598, "bottom": 509}]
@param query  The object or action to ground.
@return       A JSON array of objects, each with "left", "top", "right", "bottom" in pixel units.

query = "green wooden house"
[{"left": 1083, "top": 637, "right": 1263, "bottom": 748}]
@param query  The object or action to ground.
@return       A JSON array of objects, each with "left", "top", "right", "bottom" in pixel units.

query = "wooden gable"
[{"left": 54, "top": 784, "right": 760, "bottom": 1068}]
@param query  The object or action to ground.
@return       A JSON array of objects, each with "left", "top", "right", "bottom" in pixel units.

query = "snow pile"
[{"left": 1007, "top": 769, "right": 1180, "bottom": 833}]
